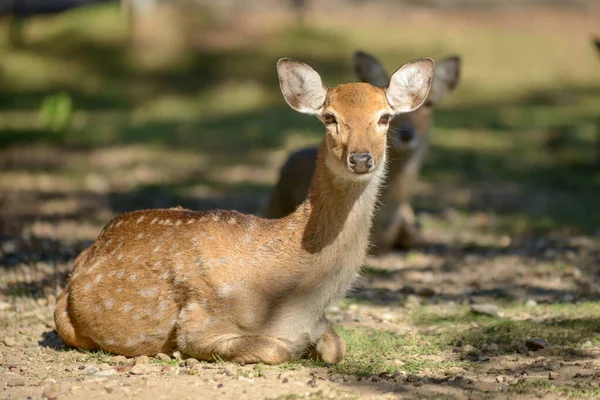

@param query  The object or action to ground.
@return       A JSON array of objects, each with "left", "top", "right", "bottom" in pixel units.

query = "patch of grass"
[
  {"left": 331, "top": 327, "right": 449, "bottom": 376},
  {"left": 80, "top": 348, "right": 113, "bottom": 363},
  {"left": 513, "top": 380, "right": 600, "bottom": 398},
  {"left": 151, "top": 357, "right": 180, "bottom": 367},
  {"left": 410, "top": 303, "right": 600, "bottom": 352}
]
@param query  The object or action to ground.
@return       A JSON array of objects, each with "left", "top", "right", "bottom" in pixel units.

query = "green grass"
[
  {"left": 513, "top": 380, "right": 600, "bottom": 398},
  {"left": 410, "top": 302, "right": 600, "bottom": 353}
]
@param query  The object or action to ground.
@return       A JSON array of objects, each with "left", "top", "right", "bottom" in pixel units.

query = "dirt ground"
[{"left": 1, "top": 1, "right": 600, "bottom": 399}]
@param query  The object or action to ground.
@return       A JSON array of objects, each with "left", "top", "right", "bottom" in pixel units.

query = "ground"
[{"left": 1, "top": 2, "right": 600, "bottom": 399}]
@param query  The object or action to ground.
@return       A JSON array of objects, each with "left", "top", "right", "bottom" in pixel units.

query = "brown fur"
[
  {"left": 265, "top": 51, "right": 461, "bottom": 253},
  {"left": 55, "top": 57, "right": 434, "bottom": 364}
]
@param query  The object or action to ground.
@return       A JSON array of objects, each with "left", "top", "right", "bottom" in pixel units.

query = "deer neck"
[{"left": 290, "top": 140, "right": 386, "bottom": 283}]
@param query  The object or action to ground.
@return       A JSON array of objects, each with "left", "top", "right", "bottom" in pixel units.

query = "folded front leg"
[
  {"left": 309, "top": 323, "right": 346, "bottom": 364},
  {"left": 176, "top": 306, "right": 292, "bottom": 365}
]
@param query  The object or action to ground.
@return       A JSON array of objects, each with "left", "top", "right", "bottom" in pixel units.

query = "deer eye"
[
  {"left": 324, "top": 113, "right": 337, "bottom": 125},
  {"left": 378, "top": 114, "right": 391, "bottom": 125}
]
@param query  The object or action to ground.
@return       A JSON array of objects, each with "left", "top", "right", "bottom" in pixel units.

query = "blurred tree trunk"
[{"left": 8, "top": 16, "right": 25, "bottom": 47}]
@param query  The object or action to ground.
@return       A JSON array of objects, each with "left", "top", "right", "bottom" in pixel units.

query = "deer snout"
[
  {"left": 348, "top": 152, "right": 374, "bottom": 174},
  {"left": 398, "top": 127, "right": 415, "bottom": 143}
]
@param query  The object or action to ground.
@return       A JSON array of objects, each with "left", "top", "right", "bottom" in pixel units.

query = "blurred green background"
[{"left": 0, "top": 0, "right": 599, "bottom": 244}]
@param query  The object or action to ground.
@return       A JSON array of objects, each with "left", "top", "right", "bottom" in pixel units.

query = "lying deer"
[
  {"left": 265, "top": 51, "right": 460, "bottom": 253},
  {"left": 54, "top": 57, "right": 435, "bottom": 364}
]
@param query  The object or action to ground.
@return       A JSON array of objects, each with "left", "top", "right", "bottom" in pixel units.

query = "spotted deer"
[
  {"left": 54, "top": 57, "right": 435, "bottom": 364},
  {"left": 265, "top": 51, "right": 460, "bottom": 253}
]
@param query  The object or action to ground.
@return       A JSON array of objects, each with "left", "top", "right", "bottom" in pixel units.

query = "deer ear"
[
  {"left": 385, "top": 58, "right": 435, "bottom": 114},
  {"left": 353, "top": 51, "right": 389, "bottom": 88},
  {"left": 277, "top": 59, "right": 327, "bottom": 115},
  {"left": 428, "top": 55, "right": 461, "bottom": 104}
]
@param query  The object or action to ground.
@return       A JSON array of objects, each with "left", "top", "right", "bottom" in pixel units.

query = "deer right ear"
[
  {"left": 277, "top": 59, "right": 327, "bottom": 115},
  {"left": 385, "top": 57, "right": 435, "bottom": 114},
  {"left": 353, "top": 51, "right": 389, "bottom": 88}
]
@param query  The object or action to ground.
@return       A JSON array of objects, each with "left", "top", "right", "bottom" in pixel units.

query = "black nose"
[
  {"left": 348, "top": 152, "right": 374, "bottom": 174},
  {"left": 399, "top": 128, "right": 414, "bottom": 142}
]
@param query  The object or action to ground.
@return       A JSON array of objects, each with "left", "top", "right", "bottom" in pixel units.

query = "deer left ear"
[{"left": 385, "top": 58, "right": 435, "bottom": 114}]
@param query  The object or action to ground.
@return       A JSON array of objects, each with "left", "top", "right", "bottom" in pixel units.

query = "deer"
[
  {"left": 264, "top": 51, "right": 461, "bottom": 254},
  {"left": 54, "top": 57, "right": 435, "bottom": 365}
]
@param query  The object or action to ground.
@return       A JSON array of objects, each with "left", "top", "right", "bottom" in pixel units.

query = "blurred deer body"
[
  {"left": 265, "top": 51, "right": 460, "bottom": 253},
  {"left": 55, "top": 57, "right": 435, "bottom": 364}
]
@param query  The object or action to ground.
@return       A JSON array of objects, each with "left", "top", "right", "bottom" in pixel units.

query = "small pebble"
[
  {"left": 172, "top": 351, "right": 183, "bottom": 360},
  {"left": 470, "top": 304, "right": 502, "bottom": 317},
  {"left": 109, "top": 355, "right": 127, "bottom": 364},
  {"left": 3, "top": 337, "right": 17, "bottom": 347},
  {"left": 96, "top": 369, "right": 118, "bottom": 377},
  {"left": 130, "top": 364, "right": 147, "bottom": 375},
  {"left": 525, "top": 299, "right": 537, "bottom": 307},
  {"left": 525, "top": 338, "right": 552, "bottom": 351},
  {"left": 185, "top": 358, "right": 199, "bottom": 367},
  {"left": 42, "top": 380, "right": 60, "bottom": 400},
  {"left": 156, "top": 353, "right": 171, "bottom": 362},
  {"left": 134, "top": 355, "right": 149, "bottom": 365}
]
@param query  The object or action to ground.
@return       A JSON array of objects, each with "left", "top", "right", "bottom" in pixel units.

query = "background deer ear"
[
  {"left": 277, "top": 59, "right": 327, "bottom": 115},
  {"left": 385, "top": 58, "right": 435, "bottom": 114},
  {"left": 353, "top": 51, "right": 389, "bottom": 88},
  {"left": 428, "top": 55, "right": 461, "bottom": 105}
]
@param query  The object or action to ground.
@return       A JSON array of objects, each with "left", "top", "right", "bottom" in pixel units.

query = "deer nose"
[
  {"left": 348, "top": 152, "right": 374, "bottom": 174},
  {"left": 399, "top": 128, "right": 414, "bottom": 142}
]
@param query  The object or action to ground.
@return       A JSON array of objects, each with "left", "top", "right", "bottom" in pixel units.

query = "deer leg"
[
  {"left": 176, "top": 308, "right": 292, "bottom": 365},
  {"left": 394, "top": 203, "right": 424, "bottom": 249},
  {"left": 308, "top": 323, "right": 346, "bottom": 364},
  {"left": 54, "top": 289, "right": 98, "bottom": 351}
]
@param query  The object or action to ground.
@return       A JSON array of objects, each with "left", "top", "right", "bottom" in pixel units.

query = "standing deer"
[
  {"left": 265, "top": 51, "right": 461, "bottom": 253},
  {"left": 54, "top": 57, "right": 435, "bottom": 364}
]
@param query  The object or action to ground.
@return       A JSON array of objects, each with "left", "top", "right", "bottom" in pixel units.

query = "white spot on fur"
[
  {"left": 187, "top": 218, "right": 196, "bottom": 224},
  {"left": 123, "top": 303, "right": 134, "bottom": 312},
  {"left": 186, "top": 302, "right": 198, "bottom": 311},
  {"left": 153, "top": 246, "right": 161, "bottom": 253},
  {"left": 129, "top": 273, "right": 137, "bottom": 281},
  {"left": 83, "top": 283, "right": 92, "bottom": 292},
  {"left": 116, "top": 287, "right": 123, "bottom": 293},
  {"left": 228, "top": 217, "right": 236, "bottom": 225},
  {"left": 117, "top": 253, "right": 124, "bottom": 261},
  {"left": 108, "top": 270, "right": 116, "bottom": 277},
  {"left": 151, "top": 218, "right": 158, "bottom": 225},
  {"left": 216, "top": 281, "right": 245, "bottom": 299},
  {"left": 134, "top": 255, "right": 141, "bottom": 262},
  {"left": 154, "top": 327, "right": 169, "bottom": 336},
  {"left": 137, "top": 216, "right": 145, "bottom": 224},
  {"left": 164, "top": 219, "right": 172, "bottom": 225},
  {"left": 159, "top": 300, "right": 170, "bottom": 311},
  {"left": 94, "top": 274, "right": 103, "bottom": 284},
  {"left": 136, "top": 233, "right": 144, "bottom": 240},
  {"left": 132, "top": 314, "right": 140, "bottom": 321},
  {"left": 115, "top": 221, "right": 123, "bottom": 227},
  {"left": 117, "top": 271, "right": 125, "bottom": 279},
  {"left": 104, "top": 298, "right": 114, "bottom": 309},
  {"left": 175, "top": 220, "right": 182, "bottom": 226},
  {"left": 139, "top": 334, "right": 147, "bottom": 342},
  {"left": 139, "top": 287, "right": 158, "bottom": 298},
  {"left": 211, "top": 214, "right": 220, "bottom": 222},
  {"left": 160, "top": 271, "right": 170, "bottom": 280}
]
